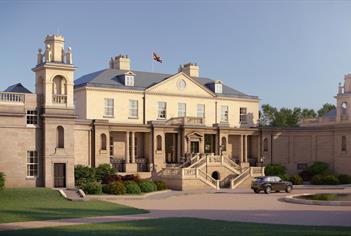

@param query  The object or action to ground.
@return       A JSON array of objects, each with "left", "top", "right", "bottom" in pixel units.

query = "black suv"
[{"left": 251, "top": 176, "right": 293, "bottom": 194}]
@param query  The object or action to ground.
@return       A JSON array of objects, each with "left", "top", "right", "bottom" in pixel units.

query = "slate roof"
[
  {"left": 74, "top": 69, "right": 258, "bottom": 100},
  {"left": 4, "top": 83, "right": 32, "bottom": 93}
]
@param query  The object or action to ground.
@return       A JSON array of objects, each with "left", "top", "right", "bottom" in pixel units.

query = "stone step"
[{"left": 62, "top": 188, "right": 85, "bottom": 201}]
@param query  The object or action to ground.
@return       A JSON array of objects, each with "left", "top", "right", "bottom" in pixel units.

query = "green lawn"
[
  {"left": 0, "top": 188, "right": 147, "bottom": 223},
  {"left": 1, "top": 218, "right": 351, "bottom": 236}
]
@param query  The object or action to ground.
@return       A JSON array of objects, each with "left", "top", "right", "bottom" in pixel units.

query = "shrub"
[
  {"left": 95, "top": 164, "right": 116, "bottom": 182},
  {"left": 80, "top": 181, "right": 102, "bottom": 194},
  {"left": 103, "top": 174, "right": 123, "bottom": 185},
  {"left": 75, "top": 165, "right": 95, "bottom": 185},
  {"left": 265, "top": 164, "right": 286, "bottom": 177},
  {"left": 138, "top": 180, "right": 157, "bottom": 193},
  {"left": 124, "top": 180, "right": 141, "bottom": 194},
  {"left": 308, "top": 162, "right": 329, "bottom": 176},
  {"left": 290, "top": 175, "right": 303, "bottom": 185},
  {"left": 338, "top": 174, "right": 351, "bottom": 184},
  {"left": 321, "top": 175, "right": 340, "bottom": 185},
  {"left": 104, "top": 181, "right": 126, "bottom": 195},
  {"left": 154, "top": 180, "right": 167, "bottom": 191},
  {"left": 311, "top": 174, "right": 340, "bottom": 185},
  {"left": 0, "top": 172, "right": 5, "bottom": 190},
  {"left": 121, "top": 174, "right": 140, "bottom": 183},
  {"left": 311, "top": 175, "right": 323, "bottom": 185}
]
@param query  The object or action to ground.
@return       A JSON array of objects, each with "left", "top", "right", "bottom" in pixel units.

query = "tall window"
[
  {"left": 125, "top": 75, "right": 134, "bottom": 86},
  {"left": 101, "top": 133, "right": 107, "bottom": 150},
  {"left": 342, "top": 136, "right": 347, "bottom": 152},
  {"left": 263, "top": 138, "right": 269, "bottom": 152},
  {"left": 129, "top": 100, "right": 138, "bottom": 118},
  {"left": 221, "top": 105, "right": 229, "bottom": 122},
  {"left": 221, "top": 137, "right": 227, "bottom": 151},
  {"left": 158, "top": 102, "right": 167, "bottom": 119},
  {"left": 156, "top": 135, "right": 162, "bottom": 151},
  {"left": 52, "top": 76, "right": 67, "bottom": 95},
  {"left": 104, "top": 98, "right": 114, "bottom": 117},
  {"left": 27, "top": 151, "right": 38, "bottom": 177},
  {"left": 197, "top": 104, "right": 205, "bottom": 118},
  {"left": 178, "top": 103, "right": 186, "bottom": 117},
  {"left": 240, "top": 107, "right": 247, "bottom": 123},
  {"left": 26, "top": 110, "right": 38, "bottom": 125},
  {"left": 57, "top": 126, "right": 64, "bottom": 148}
]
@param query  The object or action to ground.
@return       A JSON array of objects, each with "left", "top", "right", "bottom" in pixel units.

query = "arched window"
[
  {"left": 221, "top": 137, "right": 227, "bottom": 151},
  {"left": 52, "top": 75, "right": 67, "bottom": 95},
  {"left": 341, "top": 102, "right": 348, "bottom": 115},
  {"left": 101, "top": 133, "right": 107, "bottom": 150},
  {"left": 263, "top": 138, "right": 269, "bottom": 152},
  {"left": 57, "top": 126, "right": 64, "bottom": 148},
  {"left": 156, "top": 135, "right": 162, "bottom": 151},
  {"left": 342, "top": 136, "right": 347, "bottom": 152}
]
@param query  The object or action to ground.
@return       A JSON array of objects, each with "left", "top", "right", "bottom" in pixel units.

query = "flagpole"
[{"left": 151, "top": 51, "right": 154, "bottom": 72}]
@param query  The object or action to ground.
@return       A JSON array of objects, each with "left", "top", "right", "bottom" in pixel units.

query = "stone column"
[
  {"left": 125, "top": 131, "right": 130, "bottom": 163},
  {"left": 244, "top": 135, "right": 248, "bottom": 162},
  {"left": 131, "top": 132, "right": 135, "bottom": 163},
  {"left": 177, "top": 132, "right": 181, "bottom": 162},
  {"left": 240, "top": 135, "right": 244, "bottom": 163}
]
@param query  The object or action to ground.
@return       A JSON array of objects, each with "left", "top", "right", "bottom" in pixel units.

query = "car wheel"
[
  {"left": 285, "top": 185, "right": 292, "bottom": 193},
  {"left": 264, "top": 186, "right": 272, "bottom": 194},
  {"left": 253, "top": 189, "right": 260, "bottom": 193}
]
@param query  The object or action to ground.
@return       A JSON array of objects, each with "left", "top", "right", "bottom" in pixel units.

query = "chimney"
[
  {"left": 110, "top": 54, "right": 130, "bottom": 70},
  {"left": 178, "top": 62, "right": 199, "bottom": 77}
]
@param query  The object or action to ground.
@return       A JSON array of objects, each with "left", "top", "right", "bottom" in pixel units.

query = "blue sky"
[{"left": 1, "top": 0, "right": 351, "bottom": 110}]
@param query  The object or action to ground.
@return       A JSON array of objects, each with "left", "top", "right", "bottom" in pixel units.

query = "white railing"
[
  {"left": 230, "top": 168, "right": 250, "bottom": 189},
  {"left": 167, "top": 117, "right": 205, "bottom": 125},
  {"left": 53, "top": 94, "right": 67, "bottom": 104},
  {"left": 182, "top": 168, "right": 196, "bottom": 177},
  {"left": 0, "top": 92, "right": 25, "bottom": 103},
  {"left": 250, "top": 167, "right": 265, "bottom": 177},
  {"left": 222, "top": 156, "right": 241, "bottom": 171},
  {"left": 197, "top": 168, "right": 219, "bottom": 189}
]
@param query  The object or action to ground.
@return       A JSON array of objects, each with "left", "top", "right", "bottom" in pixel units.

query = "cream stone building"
[{"left": 0, "top": 35, "right": 349, "bottom": 190}]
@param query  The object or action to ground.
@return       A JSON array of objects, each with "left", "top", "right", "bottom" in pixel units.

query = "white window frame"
[
  {"left": 26, "top": 110, "right": 38, "bottom": 126},
  {"left": 158, "top": 102, "right": 167, "bottom": 119},
  {"left": 221, "top": 105, "right": 229, "bottom": 122},
  {"left": 178, "top": 103, "right": 186, "bottom": 117},
  {"left": 129, "top": 100, "right": 138, "bottom": 118},
  {"left": 26, "top": 151, "right": 38, "bottom": 177},
  {"left": 197, "top": 104, "right": 205, "bottom": 118},
  {"left": 240, "top": 107, "right": 247, "bottom": 123},
  {"left": 125, "top": 75, "right": 134, "bottom": 86},
  {"left": 215, "top": 83, "right": 223, "bottom": 93},
  {"left": 104, "top": 98, "right": 114, "bottom": 117}
]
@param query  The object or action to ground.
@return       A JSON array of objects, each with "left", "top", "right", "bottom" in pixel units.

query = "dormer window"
[
  {"left": 214, "top": 80, "right": 223, "bottom": 94},
  {"left": 125, "top": 75, "right": 134, "bottom": 86}
]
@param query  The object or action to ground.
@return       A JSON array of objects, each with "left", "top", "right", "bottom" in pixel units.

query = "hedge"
[
  {"left": 0, "top": 172, "right": 5, "bottom": 190},
  {"left": 290, "top": 175, "right": 303, "bottom": 185},
  {"left": 79, "top": 181, "right": 102, "bottom": 194},
  {"left": 139, "top": 180, "right": 157, "bottom": 193},
  {"left": 124, "top": 180, "right": 141, "bottom": 194},
  {"left": 265, "top": 164, "right": 286, "bottom": 177},
  {"left": 95, "top": 164, "right": 116, "bottom": 182},
  {"left": 154, "top": 180, "right": 167, "bottom": 190},
  {"left": 338, "top": 174, "right": 351, "bottom": 184},
  {"left": 103, "top": 181, "right": 126, "bottom": 195},
  {"left": 308, "top": 162, "right": 329, "bottom": 176}
]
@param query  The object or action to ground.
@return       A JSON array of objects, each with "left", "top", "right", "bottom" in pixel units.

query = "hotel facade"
[{"left": 0, "top": 35, "right": 350, "bottom": 190}]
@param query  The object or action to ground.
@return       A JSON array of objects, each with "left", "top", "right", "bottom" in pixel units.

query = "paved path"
[{"left": 1, "top": 187, "right": 351, "bottom": 231}]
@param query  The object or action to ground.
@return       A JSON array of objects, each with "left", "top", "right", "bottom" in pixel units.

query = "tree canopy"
[{"left": 260, "top": 103, "right": 334, "bottom": 128}]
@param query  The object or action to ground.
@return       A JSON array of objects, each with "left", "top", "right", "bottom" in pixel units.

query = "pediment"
[{"left": 146, "top": 72, "right": 214, "bottom": 97}]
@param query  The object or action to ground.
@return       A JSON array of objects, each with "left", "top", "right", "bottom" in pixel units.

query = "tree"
[
  {"left": 301, "top": 108, "right": 317, "bottom": 119},
  {"left": 317, "top": 103, "right": 336, "bottom": 117}
]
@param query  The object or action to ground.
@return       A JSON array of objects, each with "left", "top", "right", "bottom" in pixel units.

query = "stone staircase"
[
  {"left": 59, "top": 188, "right": 86, "bottom": 201},
  {"left": 158, "top": 154, "right": 265, "bottom": 191}
]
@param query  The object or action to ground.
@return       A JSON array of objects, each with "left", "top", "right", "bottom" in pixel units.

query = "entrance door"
[
  {"left": 165, "top": 133, "right": 177, "bottom": 163},
  {"left": 190, "top": 141, "right": 199, "bottom": 153},
  {"left": 54, "top": 163, "right": 66, "bottom": 188}
]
